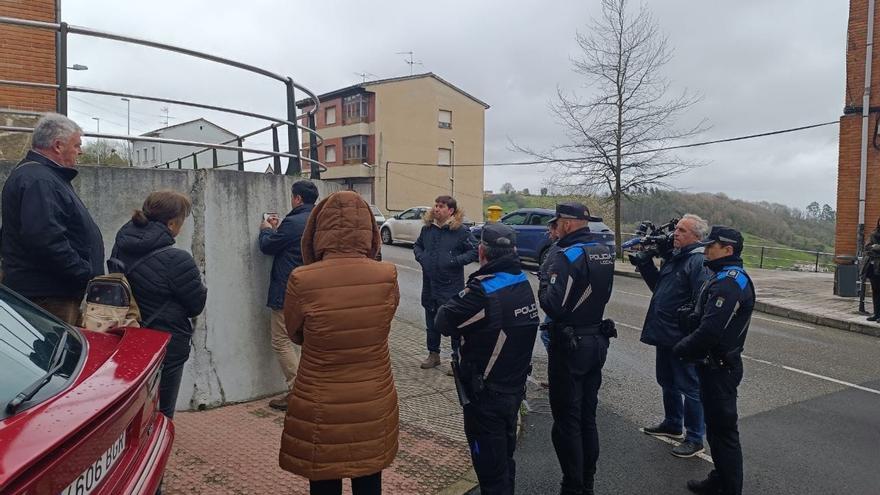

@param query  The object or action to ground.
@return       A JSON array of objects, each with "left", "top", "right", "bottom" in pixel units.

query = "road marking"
[
  {"left": 615, "top": 322, "right": 880, "bottom": 396},
  {"left": 617, "top": 290, "right": 651, "bottom": 299},
  {"left": 641, "top": 432, "right": 714, "bottom": 464}
]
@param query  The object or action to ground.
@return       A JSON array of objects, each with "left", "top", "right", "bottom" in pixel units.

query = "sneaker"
[
  {"left": 867, "top": 315, "right": 879, "bottom": 322},
  {"left": 641, "top": 423, "right": 684, "bottom": 440},
  {"left": 268, "top": 396, "right": 288, "bottom": 411},
  {"left": 420, "top": 352, "right": 441, "bottom": 369},
  {"left": 672, "top": 440, "right": 705, "bottom": 458},
  {"left": 686, "top": 477, "right": 721, "bottom": 494}
]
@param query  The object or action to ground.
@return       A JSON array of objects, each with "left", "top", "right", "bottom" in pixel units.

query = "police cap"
[
  {"left": 481, "top": 222, "right": 517, "bottom": 248},
  {"left": 552, "top": 202, "right": 601, "bottom": 222},
  {"left": 698, "top": 225, "right": 744, "bottom": 254}
]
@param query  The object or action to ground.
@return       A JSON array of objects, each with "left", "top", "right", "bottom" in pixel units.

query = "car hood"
[{"left": 0, "top": 327, "right": 169, "bottom": 491}]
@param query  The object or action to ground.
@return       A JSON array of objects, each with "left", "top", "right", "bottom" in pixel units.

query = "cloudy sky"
[{"left": 61, "top": 0, "right": 847, "bottom": 209}]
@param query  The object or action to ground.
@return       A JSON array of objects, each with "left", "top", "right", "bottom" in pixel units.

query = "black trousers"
[
  {"left": 158, "top": 334, "right": 191, "bottom": 419},
  {"left": 548, "top": 335, "right": 609, "bottom": 495},
  {"left": 462, "top": 389, "right": 522, "bottom": 495},
  {"left": 309, "top": 471, "right": 382, "bottom": 495},
  {"left": 698, "top": 365, "right": 744, "bottom": 495},
  {"left": 870, "top": 276, "right": 880, "bottom": 317}
]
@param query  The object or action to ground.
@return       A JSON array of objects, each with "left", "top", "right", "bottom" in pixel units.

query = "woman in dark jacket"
[
  {"left": 110, "top": 190, "right": 207, "bottom": 418},
  {"left": 865, "top": 217, "right": 880, "bottom": 322}
]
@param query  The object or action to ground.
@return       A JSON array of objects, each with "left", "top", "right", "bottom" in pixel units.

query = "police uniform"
[
  {"left": 673, "top": 226, "right": 755, "bottom": 495},
  {"left": 537, "top": 203, "right": 615, "bottom": 495},
  {"left": 434, "top": 223, "right": 539, "bottom": 495}
]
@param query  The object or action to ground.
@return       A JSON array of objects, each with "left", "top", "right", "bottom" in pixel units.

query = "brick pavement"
[{"left": 163, "top": 317, "right": 477, "bottom": 495}]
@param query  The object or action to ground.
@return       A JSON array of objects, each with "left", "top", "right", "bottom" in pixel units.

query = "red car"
[{"left": 0, "top": 285, "right": 173, "bottom": 495}]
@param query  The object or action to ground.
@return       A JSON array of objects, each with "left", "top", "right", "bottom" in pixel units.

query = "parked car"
[
  {"left": 370, "top": 204, "right": 386, "bottom": 227},
  {"left": 380, "top": 206, "right": 429, "bottom": 245},
  {"left": 0, "top": 285, "right": 174, "bottom": 495},
  {"left": 470, "top": 207, "right": 615, "bottom": 265}
]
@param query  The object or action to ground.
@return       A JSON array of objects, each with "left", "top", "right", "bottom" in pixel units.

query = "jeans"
[
  {"left": 698, "top": 365, "right": 744, "bottom": 495},
  {"left": 656, "top": 345, "right": 705, "bottom": 444},
  {"left": 425, "top": 306, "right": 460, "bottom": 354},
  {"left": 309, "top": 472, "right": 382, "bottom": 495},
  {"left": 159, "top": 334, "right": 191, "bottom": 419},
  {"left": 463, "top": 390, "right": 522, "bottom": 495},
  {"left": 548, "top": 335, "right": 609, "bottom": 494}
]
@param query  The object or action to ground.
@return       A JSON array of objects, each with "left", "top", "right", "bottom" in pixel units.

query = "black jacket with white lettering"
[
  {"left": 435, "top": 253, "right": 539, "bottom": 392},
  {"left": 538, "top": 227, "right": 614, "bottom": 327},
  {"left": 673, "top": 255, "right": 755, "bottom": 365}
]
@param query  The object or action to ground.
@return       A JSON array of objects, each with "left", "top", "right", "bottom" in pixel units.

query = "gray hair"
[
  {"left": 31, "top": 113, "right": 83, "bottom": 150},
  {"left": 680, "top": 213, "right": 709, "bottom": 239}
]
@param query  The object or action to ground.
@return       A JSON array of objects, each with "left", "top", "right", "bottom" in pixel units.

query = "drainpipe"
[{"left": 858, "top": 0, "right": 876, "bottom": 260}]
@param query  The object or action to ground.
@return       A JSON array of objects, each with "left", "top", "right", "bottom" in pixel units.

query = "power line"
[
  {"left": 387, "top": 120, "right": 840, "bottom": 168},
  {"left": 69, "top": 95, "right": 155, "bottom": 127}
]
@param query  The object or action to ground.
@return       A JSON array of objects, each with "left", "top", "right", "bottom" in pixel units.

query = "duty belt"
[
  {"left": 483, "top": 381, "right": 526, "bottom": 395},
  {"left": 553, "top": 323, "right": 602, "bottom": 336}
]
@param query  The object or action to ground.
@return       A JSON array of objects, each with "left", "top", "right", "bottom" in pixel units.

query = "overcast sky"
[{"left": 61, "top": 0, "right": 847, "bottom": 210}]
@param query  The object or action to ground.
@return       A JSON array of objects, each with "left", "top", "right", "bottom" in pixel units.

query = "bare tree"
[{"left": 514, "top": 0, "right": 705, "bottom": 254}]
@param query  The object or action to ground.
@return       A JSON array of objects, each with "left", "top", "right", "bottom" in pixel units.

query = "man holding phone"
[{"left": 258, "top": 180, "right": 319, "bottom": 410}]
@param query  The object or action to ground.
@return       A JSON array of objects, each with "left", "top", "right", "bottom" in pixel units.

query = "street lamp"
[
  {"left": 92, "top": 117, "right": 101, "bottom": 165},
  {"left": 67, "top": 64, "right": 88, "bottom": 71},
  {"left": 91, "top": 117, "right": 100, "bottom": 134}
]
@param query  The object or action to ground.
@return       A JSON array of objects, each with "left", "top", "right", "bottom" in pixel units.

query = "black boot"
[
  {"left": 687, "top": 477, "right": 721, "bottom": 494},
  {"left": 868, "top": 314, "right": 879, "bottom": 322}
]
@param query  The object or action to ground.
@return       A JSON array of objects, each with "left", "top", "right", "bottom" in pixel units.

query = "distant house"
[{"left": 132, "top": 118, "right": 242, "bottom": 169}]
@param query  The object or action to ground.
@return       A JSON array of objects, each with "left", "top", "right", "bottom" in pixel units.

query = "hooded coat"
[
  {"left": 413, "top": 207, "right": 478, "bottom": 309},
  {"left": 280, "top": 191, "right": 400, "bottom": 480}
]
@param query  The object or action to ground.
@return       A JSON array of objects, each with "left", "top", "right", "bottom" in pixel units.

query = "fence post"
[
  {"left": 759, "top": 246, "right": 765, "bottom": 269},
  {"left": 815, "top": 251, "right": 820, "bottom": 272},
  {"left": 212, "top": 148, "right": 219, "bottom": 168},
  {"left": 272, "top": 125, "right": 282, "bottom": 174},
  {"left": 193, "top": 153, "right": 198, "bottom": 170},
  {"left": 284, "top": 78, "right": 302, "bottom": 176},
  {"left": 177, "top": 158, "right": 182, "bottom": 170},
  {"left": 237, "top": 138, "right": 244, "bottom": 171},
  {"left": 56, "top": 22, "right": 69, "bottom": 115}
]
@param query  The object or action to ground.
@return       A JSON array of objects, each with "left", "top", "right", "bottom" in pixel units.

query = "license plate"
[{"left": 60, "top": 431, "right": 126, "bottom": 495}]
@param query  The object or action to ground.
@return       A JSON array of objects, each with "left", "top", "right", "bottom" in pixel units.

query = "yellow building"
[{"left": 298, "top": 73, "right": 488, "bottom": 221}]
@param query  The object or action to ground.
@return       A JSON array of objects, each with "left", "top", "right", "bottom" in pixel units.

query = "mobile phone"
[{"left": 263, "top": 212, "right": 278, "bottom": 221}]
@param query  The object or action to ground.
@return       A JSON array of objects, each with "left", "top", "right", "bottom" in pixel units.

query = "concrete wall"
[{"left": 0, "top": 161, "right": 341, "bottom": 410}]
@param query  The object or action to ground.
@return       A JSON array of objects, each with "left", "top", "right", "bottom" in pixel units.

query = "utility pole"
[
  {"left": 91, "top": 117, "right": 101, "bottom": 165},
  {"left": 121, "top": 97, "right": 132, "bottom": 166},
  {"left": 450, "top": 139, "right": 455, "bottom": 197},
  {"left": 395, "top": 51, "right": 423, "bottom": 75}
]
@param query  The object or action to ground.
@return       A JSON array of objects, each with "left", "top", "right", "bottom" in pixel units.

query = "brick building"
[
  {"left": 837, "top": 0, "right": 880, "bottom": 261},
  {"left": 0, "top": 0, "right": 58, "bottom": 112}
]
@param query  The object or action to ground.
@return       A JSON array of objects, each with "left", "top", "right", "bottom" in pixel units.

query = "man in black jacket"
[
  {"left": 258, "top": 180, "right": 318, "bottom": 410},
  {"left": 435, "top": 223, "right": 539, "bottom": 495},
  {"left": 674, "top": 226, "right": 754, "bottom": 495},
  {"left": 631, "top": 214, "right": 710, "bottom": 458},
  {"left": 1, "top": 113, "right": 104, "bottom": 324},
  {"left": 413, "top": 195, "right": 478, "bottom": 369},
  {"left": 539, "top": 202, "right": 615, "bottom": 495}
]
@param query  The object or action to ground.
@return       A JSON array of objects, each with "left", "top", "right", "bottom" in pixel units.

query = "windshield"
[
  {"left": 0, "top": 286, "right": 82, "bottom": 417},
  {"left": 370, "top": 205, "right": 383, "bottom": 216}
]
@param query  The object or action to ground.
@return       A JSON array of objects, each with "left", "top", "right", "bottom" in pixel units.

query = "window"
[
  {"left": 438, "top": 148, "right": 451, "bottom": 166},
  {"left": 501, "top": 212, "right": 529, "bottom": 226},
  {"left": 400, "top": 208, "right": 423, "bottom": 220},
  {"left": 325, "top": 106, "right": 337, "bottom": 125},
  {"left": 343, "top": 94, "right": 369, "bottom": 124},
  {"left": 136, "top": 150, "right": 140, "bottom": 164},
  {"left": 342, "top": 136, "right": 368, "bottom": 163},
  {"left": 324, "top": 145, "right": 337, "bottom": 163},
  {"left": 439, "top": 110, "right": 452, "bottom": 129},
  {"left": 530, "top": 214, "right": 553, "bottom": 226},
  {"left": 151, "top": 146, "right": 156, "bottom": 161}
]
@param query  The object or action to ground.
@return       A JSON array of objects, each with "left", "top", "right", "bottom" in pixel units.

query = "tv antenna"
[
  {"left": 395, "top": 51, "right": 423, "bottom": 75},
  {"left": 353, "top": 71, "right": 377, "bottom": 83},
  {"left": 159, "top": 106, "right": 176, "bottom": 126}
]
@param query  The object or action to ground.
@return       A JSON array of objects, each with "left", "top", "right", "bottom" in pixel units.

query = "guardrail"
[
  {"left": 620, "top": 233, "right": 834, "bottom": 272},
  {"left": 0, "top": 15, "right": 324, "bottom": 176}
]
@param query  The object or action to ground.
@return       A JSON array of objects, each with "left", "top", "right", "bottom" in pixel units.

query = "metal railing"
[
  {"left": 0, "top": 15, "right": 325, "bottom": 176},
  {"left": 620, "top": 233, "right": 834, "bottom": 273}
]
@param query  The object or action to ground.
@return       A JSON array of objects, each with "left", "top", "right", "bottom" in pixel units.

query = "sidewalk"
[
  {"left": 162, "top": 317, "right": 477, "bottom": 495},
  {"left": 615, "top": 262, "right": 880, "bottom": 337}
]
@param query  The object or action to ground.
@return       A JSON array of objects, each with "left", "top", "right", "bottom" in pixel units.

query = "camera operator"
[
  {"left": 673, "top": 226, "right": 754, "bottom": 495},
  {"left": 629, "top": 214, "right": 710, "bottom": 458}
]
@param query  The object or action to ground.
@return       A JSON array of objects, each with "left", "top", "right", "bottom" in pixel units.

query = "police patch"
[
  {"left": 550, "top": 274, "right": 557, "bottom": 284},
  {"left": 459, "top": 288, "right": 469, "bottom": 298},
  {"left": 715, "top": 297, "right": 725, "bottom": 308},
  {"left": 728, "top": 270, "right": 738, "bottom": 277}
]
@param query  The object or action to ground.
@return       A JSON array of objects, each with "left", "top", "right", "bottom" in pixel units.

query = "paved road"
[{"left": 380, "top": 244, "right": 880, "bottom": 495}]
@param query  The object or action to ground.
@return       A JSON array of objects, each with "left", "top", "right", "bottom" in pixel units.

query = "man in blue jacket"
[
  {"left": 259, "top": 180, "right": 318, "bottom": 410},
  {"left": 1, "top": 113, "right": 104, "bottom": 325},
  {"left": 414, "top": 195, "right": 478, "bottom": 369},
  {"left": 630, "top": 214, "right": 710, "bottom": 458}
]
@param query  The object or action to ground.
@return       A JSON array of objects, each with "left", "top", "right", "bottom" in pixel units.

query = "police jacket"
[
  {"left": 112, "top": 220, "right": 207, "bottom": 340},
  {"left": 538, "top": 227, "right": 614, "bottom": 327},
  {"left": 1, "top": 151, "right": 105, "bottom": 299},
  {"left": 636, "top": 243, "right": 709, "bottom": 347},
  {"left": 413, "top": 210, "right": 478, "bottom": 308},
  {"left": 434, "top": 253, "right": 539, "bottom": 393},
  {"left": 863, "top": 227, "right": 880, "bottom": 278},
  {"left": 259, "top": 203, "right": 314, "bottom": 309},
  {"left": 673, "top": 255, "right": 754, "bottom": 366}
]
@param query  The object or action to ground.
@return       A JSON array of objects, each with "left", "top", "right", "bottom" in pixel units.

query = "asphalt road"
[{"left": 380, "top": 244, "right": 880, "bottom": 495}]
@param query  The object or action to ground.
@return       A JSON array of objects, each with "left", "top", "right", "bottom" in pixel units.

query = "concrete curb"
[{"left": 613, "top": 268, "right": 880, "bottom": 338}]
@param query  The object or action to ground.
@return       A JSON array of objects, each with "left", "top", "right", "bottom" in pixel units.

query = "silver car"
[
  {"left": 380, "top": 206, "right": 429, "bottom": 245},
  {"left": 370, "top": 204, "right": 386, "bottom": 227}
]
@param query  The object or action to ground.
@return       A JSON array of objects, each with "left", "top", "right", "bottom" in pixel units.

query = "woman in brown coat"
[{"left": 280, "top": 191, "right": 400, "bottom": 495}]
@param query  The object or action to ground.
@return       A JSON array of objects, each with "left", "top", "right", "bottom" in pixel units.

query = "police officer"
[
  {"left": 673, "top": 226, "right": 755, "bottom": 495},
  {"left": 538, "top": 202, "right": 615, "bottom": 495},
  {"left": 435, "top": 223, "right": 539, "bottom": 495}
]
